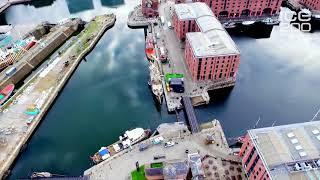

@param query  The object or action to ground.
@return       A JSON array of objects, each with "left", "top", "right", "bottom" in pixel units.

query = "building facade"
[
  {"left": 300, "top": 0, "right": 320, "bottom": 10},
  {"left": 173, "top": 3, "right": 240, "bottom": 82},
  {"left": 239, "top": 134, "right": 270, "bottom": 180},
  {"left": 239, "top": 121, "right": 320, "bottom": 180},
  {"left": 141, "top": 0, "right": 159, "bottom": 18},
  {"left": 193, "top": 0, "right": 282, "bottom": 20}
]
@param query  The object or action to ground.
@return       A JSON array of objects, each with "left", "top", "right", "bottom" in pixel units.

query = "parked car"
[
  {"left": 154, "top": 154, "right": 166, "bottom": 160},
  {"left": 164, "top": 141, "right": 175, "bottom": 148},
  {"left": 152, "top": 136, "right": 164, "bottom": 145}
]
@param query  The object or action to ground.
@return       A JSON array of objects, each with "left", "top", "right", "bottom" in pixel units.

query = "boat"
[
  {"left": 145, "top": 35, "right": 156, "bottom": 61},
  {"left": 31, "top": 172, "right": 66, "bottom": 178},
  {"left": 242, "top": 21, "right": 255, "bottom": 26},
  {"left": 262, "top": 18, "right": 280, "bottom": 25},
  {"left": 0, "top": 84, "right": 14, "bottom": 105},
  {"left": 148, "top": 61, "right": 163, "bottom": 104},
  {"left": 223, "top": 22, "right": 237, "bottom": 28},
  {"left": 31, "top": 172, "right": 52, "bottom": 178},
  {"left": 91, "top": 128, "right": 151, "bottom": 164}
]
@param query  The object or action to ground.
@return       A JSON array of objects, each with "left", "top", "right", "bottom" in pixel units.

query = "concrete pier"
[
  {"left": 0, "top": 14, "right": 116, "bottom": 179},
  {"left": 84, "top": 120, "right": 245, "bottom": 180},
  {"left": 127, "top": 5, "right": 157, "bottom": 28},
  {"left": 0, "top": 0, "right": 32, "bottom": 14},
  {"left": 128, "top": 2, "right": 236, "bottom": 112}
]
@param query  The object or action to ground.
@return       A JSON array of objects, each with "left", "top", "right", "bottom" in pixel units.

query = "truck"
[
  {"left": 5, "top": 66, "right": 16, "bottom": 77},
  {"left": 169, "top": 78, "right": 185, "bottom": 93},
  {"left": 159, "top": 47, "right": 167, "bottom": 63}
]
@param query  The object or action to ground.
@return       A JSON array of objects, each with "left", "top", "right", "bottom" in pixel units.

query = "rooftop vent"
[
  {"left": 291, "top": 138, "right": 299, "bottom": 144},
  {"left": 287, "top": 132, "right": 295, "bottom": 138},
  {"left": 312, "top": 129, "right": 320, "bottom": 135},
  {"left": 295, "top": 145, "right": 303, "bottom": 150},
  {"left": 299, "top": 151, "right": 307, "bottom": 157}
]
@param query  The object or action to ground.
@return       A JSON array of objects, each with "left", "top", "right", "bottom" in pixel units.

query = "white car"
[{"left": 164, "top": 141, "right": 175, "bottom": 148}]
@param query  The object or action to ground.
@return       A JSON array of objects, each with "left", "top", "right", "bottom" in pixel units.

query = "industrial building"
[
  {"left": 173, "top": 2, "right": 240, "bottom": 81},
  {"left": 239, "top": 121, "right": 320, "bottom": 180},
  {"left": 141, "top": 0, "right": 159, "bottom": 17},
  {"left": 193, "top": 0, "right": 282, "bottom": 20}
]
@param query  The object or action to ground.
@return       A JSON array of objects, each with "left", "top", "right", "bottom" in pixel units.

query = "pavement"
[{"left": 84, "top": 120, "right": 243, "bottom": 180}]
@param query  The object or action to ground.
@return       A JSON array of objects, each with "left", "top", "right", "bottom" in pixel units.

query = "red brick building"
[
  {"left": 141, "top": 0, "right": 159, "bottom": 17},
  {"left": 173, "top": 3, "right": 240, "bottom": 82},
  {"left": 300, "top": 0, "right": 320, "bottom": 10},
  {"left": 239, "top": 121, "right": 320, "bottom": 179},
  {"left": 193, "top": 0, "right": 282, "bottom": 19}
]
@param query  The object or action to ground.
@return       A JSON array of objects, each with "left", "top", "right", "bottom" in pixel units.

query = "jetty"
[
  {"left": 0, "top": 0, "right": 32, "bottom": 14},
  {"left": 0, "top": 14, "right": 116, "bottom": 179},
  {"left": 127, "top": 5, "right": 157, "bottom": 28},
  {"left": 128, "top": 2, "right": 237, "bottom": 112}
]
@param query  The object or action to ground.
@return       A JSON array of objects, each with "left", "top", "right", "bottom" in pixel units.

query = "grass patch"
[
  {"left": 131, "top": 165, "right": 146, "bottom": 180},
  {"left": 151, "top": 162, "right": 163, "bottom": 168}
]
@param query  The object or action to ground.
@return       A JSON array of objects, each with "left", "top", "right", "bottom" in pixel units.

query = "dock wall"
[
  {"left": 0, "top": 0, "right": 32, "bottom": 14},
  {"left": 0, "top": 14, "right": 116, "bottom": 179},
  {"left": 0, "top": 20, "right": 80, "bottom": 90}
]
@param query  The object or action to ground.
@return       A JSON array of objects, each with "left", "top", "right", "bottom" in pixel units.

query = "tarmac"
[{"left": 0, "top": 14, "right": 116, "bottom": 179}]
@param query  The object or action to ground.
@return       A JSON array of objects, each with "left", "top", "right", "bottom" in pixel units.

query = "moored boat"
[
  {"left": 91, "top": 128, "right": 151, "bottom": 164},
  {"left": 145, "top": 36, "right": 156, "bottom": 61},
  {"left": 242, "top": 21, "right": 255, "bottom": 26},
  {"left": 0, "top": 84, "right": 14, "bottom": 105},
  {"left": 148, "top": 61, "right": 163, "bottom": 104}
]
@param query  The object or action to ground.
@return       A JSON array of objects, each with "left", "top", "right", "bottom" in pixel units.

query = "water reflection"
[
  {"left": 1, "top": 0, "right": 127, "bottom": 25},
  {"left": 101, "top": 0, "right": 125, "bottom": 7},
  {"left": 2, "top": 0, "right": 320, "bottom": 178},
  {"left": 30, "top": 0, "right": 55, "bottom": 8},
  {"left": 66, "top": 0, "right": 94, "bottom": 14}
]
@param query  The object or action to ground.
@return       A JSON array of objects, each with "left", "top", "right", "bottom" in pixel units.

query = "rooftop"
[
  {"left": 186, "top": 30, "right": 239, "bottom": 57},
  {"left": 248, "top": 121, "right": 320, "bottom": 180},
  {"left": 173, "top": 2, "right": 213, "bottom": 20},
  {"left": 174, "top": 2, "right": 239, "bottom": 57}
]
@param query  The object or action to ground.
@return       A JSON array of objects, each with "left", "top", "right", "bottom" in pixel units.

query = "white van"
[
  {"left": 160, "top": 16, "right": 165, "bottom": 25},
  {"left": 167, "top": 22, "right": 172, "bottom": 29}
]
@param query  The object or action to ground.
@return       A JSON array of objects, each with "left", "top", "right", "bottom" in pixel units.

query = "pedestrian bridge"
[{"left": 177, "top": 97, "right": 200, "bottom": 133}]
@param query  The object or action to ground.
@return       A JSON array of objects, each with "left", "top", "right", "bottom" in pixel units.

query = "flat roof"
[
  {"left": 186, "top": 30, "right": 239, "bottom": 57},
  {"left": 174, "top": 2, "right": 213, "bottom": 20},
  {"left": 175, "top": 2, "right": 239, "bottom": 57},
  {"left": 248, "top": 121, "right": 320, "bottom": 180}
]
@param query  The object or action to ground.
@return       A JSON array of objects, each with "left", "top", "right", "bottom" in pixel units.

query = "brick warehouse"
[
  {"left": 300, "top": 0, "right": 320, "bottom": 10},
  {"left": 193, "top": 0, "right": 282, "bottom": 19},
  {"left": 239, "top": 121, "right": 320, "bottom": 179},
  {"left": 173, "top": 2, "right": 240, "bottom": 81}
]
